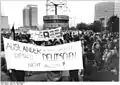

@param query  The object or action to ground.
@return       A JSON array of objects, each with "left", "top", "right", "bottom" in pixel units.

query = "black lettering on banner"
[
  {"left": 42, "top": 53, "right": 46, "bottom": 60},
  {"left": 43, "top": 53, "right": 50, "bottom": 60},
  {"left": 63, "top": 52, "right": 68, "bottom": 59},
  {"left": 23, "top": 46, "right": 41, "bottom": 54},
  {"left": 23, "top": 46, "right": 28, "bottom": 52},
  {"left": 44, "top": 64, "right": 50, "bottom": 68},
  {"left": 69, "top": 52, "right": 76, "bottom": 60},
  {"left": 46, "top": 54, "right": 52, "bottom": 60},
  {"left": 13, "top": 44, "right": 20, "bottom": 51},
  {"left": 49, "top": 32, "right": 54, "bottom": 36},
  {"left": 6, "top": 43, "right": 20, "bottom": 51},
  {"left": 28, "top": 63, "right": 41, "bottom": 67},
  {"left": 42, "top": 52, "right": 76, "bottom": 61},
  {"left": 43, "top": 31, "right": 49, "bottom": 38},
  {"left": 6, "top": 43, "right": 11, "bottom": 49},
  {"left": 36, "top": 49, "right": 41, "bottom": 54},
  {"left": 54, "top": 53, "right": 59, "bottom": 60},
  {"left": 23, "top": 54, "right": 29, "bottom": 59},
  {"left": 20, "top": 53, "right": 29, "bottom": 59},
  {"left": 42, "top": 53, "right": 55, "bottom": 60},
  {"left": 62, "top": 61, "right": 65, "bottom": 66},
  {"left": 60, "top": 52, "right": 76, "bottom": 60},
  {"left": 69, "top": 52, "right": 74, "bottom": 59},
  {"left": 59, "top": 53, "right": 65, "bottom": 60},
  {"left": 29, "top": 47, "right": 35, "bottom": 54},
  {"left": 44, "top": 64, "right": 60, "bottom": 68},
  {"left": 14, "top": 53, "right": 32, "bottom": 59}
]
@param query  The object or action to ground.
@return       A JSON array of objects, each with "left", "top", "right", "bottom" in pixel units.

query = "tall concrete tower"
[
  {"left": 23, "top": 5, "right": 38, "bottom": 27},
  {"left": 23, "top": 6, "right": 30, "bottom": 27},
  {"left": 1, "top": 16, "right": 9, "bottom": 29}
]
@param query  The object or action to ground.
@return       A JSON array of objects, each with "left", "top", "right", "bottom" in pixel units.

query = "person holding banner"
[
  {"left": 69, "top": 40, "right": 80, "bottom": 81},
  {"left": 46, "top": 40, "right": 62, "bottom": 81},
  {"left": 8, "top": 24, "right": 25, "bottom": 81}
]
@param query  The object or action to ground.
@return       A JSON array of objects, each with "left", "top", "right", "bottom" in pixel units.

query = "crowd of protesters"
[{"left": 1, "top": 29, "right": 119, "bottom": 81}]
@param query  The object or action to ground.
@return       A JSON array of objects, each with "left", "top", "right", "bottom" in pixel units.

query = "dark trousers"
[
  {"left": 10, "top": 70, "right": 25, "bottom": 81},
  {"left": 69, "top": 70, "right": 79, "bottom": 81}
]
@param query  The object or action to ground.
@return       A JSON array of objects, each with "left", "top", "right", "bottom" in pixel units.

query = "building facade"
[
  {"left": 114, "top": 2, "right": 120, "bottom": 17},
  {"left": 95, "top": 2, "right": 114, "bottom": 21},
  {"left": 95, "top": 1, "right": 120, "bottom": 31},
  {"left": 95, "top": 2, "right": 114, "bottom": 28},
  {"left": 23, "top": 7, "right": 30, "bottom": 27},
  {"left": 95, "top": 2, "right": 120, "bottom": 23},
  {"left": 43, "top": 15, "right": 69, "bottom": 30},
  {"left": 23, "top": 5, "right": 38, "bottom": 27},
  {"left": 1, "top": 16, "right": 9, "bottom": 29}
]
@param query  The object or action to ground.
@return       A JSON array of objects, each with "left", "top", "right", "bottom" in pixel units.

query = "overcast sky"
[{"left": 1, "top": 0, "right": 111, "bottom": 28}]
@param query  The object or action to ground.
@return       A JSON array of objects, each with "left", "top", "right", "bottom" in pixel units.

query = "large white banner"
[
  {"left": 29, "top": 27, "right": 62, "bottom": 41},
  {"left": 3, "top": 38, "right": 83, "bottom": 71}
]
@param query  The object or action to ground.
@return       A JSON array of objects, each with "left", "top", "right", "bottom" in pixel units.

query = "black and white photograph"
[{"left": 0, "top": 0, "right": 120, "bottom": 84}]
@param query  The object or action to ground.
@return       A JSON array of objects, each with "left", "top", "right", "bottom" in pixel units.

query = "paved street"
[
  {"left": 1, "top": 70, "right": 119, "bottom": 81},
  {"left": 1, "top": 71, "right": 70, "bottom": 81},
  {"left": 25, "top": 72, "right": 48, "bottom": 81}
]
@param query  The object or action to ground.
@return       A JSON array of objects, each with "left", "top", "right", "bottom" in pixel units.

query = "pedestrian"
[{"left": 92, "top": 41, "right": 102, "bottom": 70}]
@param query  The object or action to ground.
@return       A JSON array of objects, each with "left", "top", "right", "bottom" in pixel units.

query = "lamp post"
[{"left": 100, "top": 18, "right": 104, "bottom": 32}]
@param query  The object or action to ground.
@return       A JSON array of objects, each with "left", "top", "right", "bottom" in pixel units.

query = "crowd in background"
[{"left": 1, "top": 29, "right": 119, "bottom": 81}]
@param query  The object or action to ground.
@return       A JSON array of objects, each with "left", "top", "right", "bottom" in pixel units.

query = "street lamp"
[{"left": 100, "top": 18, "right": 104, "bottom": 32}]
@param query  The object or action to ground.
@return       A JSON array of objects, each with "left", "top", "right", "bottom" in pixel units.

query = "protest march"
[
  {"left": 3, "top": 37, "right": 83, "bottom": 71},
  {"left": 1, "top": 25, "right": 119, "bottom": 81},
  {"left": 1, "top": 0, "right": 119, "bottom": 82}
]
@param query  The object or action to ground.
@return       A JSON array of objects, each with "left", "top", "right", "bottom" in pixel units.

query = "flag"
[{"left": 10, "top": 24, "right": 15, "bottom": 40}]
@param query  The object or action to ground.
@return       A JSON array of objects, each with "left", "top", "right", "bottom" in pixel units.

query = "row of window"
[{"left": 44, "top": 20, "right": 69, "bottom": 23}]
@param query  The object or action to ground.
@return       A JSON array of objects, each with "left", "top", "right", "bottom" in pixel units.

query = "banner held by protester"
[
  {"left": 29, "top": 27, "right": 62, "bottom": 41},
  {"left": 3, "top": 38, "right": 83, "bottom": 71}
]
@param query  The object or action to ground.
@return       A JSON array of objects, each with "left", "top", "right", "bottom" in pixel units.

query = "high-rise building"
[
  {"left": 115, "top": 2, "right": 120, "bottom": 17},
  {"left": 1, "top": 16, "right": 9, "bottom": 29},
  {"left": 95, "top": 1, "right": 120, "bottom": 30},
  {"left": 23, "top": 5, "right": 38, "bottom": 27},
  {"left": 23, "top": 7, "right": 30, "bottom": 27},
  {"left": 95, "top": 2, "right": 120, "bottom": 26},
  {"left": 95, "top": 2, "right": 114, "bottom": 21},
  {"left": 0, "top": 16, "right": 10, "bottom": 33}
]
